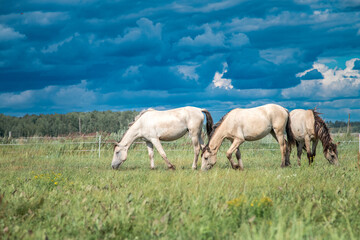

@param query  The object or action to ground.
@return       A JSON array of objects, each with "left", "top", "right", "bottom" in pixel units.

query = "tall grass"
[{"left": 0, "top": 135, "right": 359, "bottom": 239}]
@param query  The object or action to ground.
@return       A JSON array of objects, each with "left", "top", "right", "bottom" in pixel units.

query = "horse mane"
[
  {"left": 115, "top": 108, "right": 155, "bottom": 144},
  {"left": 202, "top": 110, "right": 233, "bottom": 153},
  {"left": 128, "top": 108, "right": 155, "bottom": 127},
  {"left": 210, "top": 110, "right": 233, "bottom": 139},
  {"left": 312, "top": 108, "right": 337, "bottom": 153}
]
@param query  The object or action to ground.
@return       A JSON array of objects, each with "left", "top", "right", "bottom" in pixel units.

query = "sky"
[{"left": 0, "top": 0, "right": 360, "bottom": 122}]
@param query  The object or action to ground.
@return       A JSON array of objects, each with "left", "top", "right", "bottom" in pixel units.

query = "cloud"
[
  {"left": 0, "top": 80, "right": 96, "bottom": 110},
  {"left": 177, "top": 25, "right": 225, "bottom": 48},
  {"left": 98, "top": 18, "right": 163, "bottom": 56},
  {"left": 297, "top": 68, "right": 323, "bottom": 80},
  {"left": 0, "top": 24, "right": 25, "bottom": 41},
  {"left": 212, "top": 62, "right": 233, "bottom": 90},
  {"left": 23, "top": 11, "right": 70, "bottom": 26},
  {"left": 0, "top": 0, "right": 359, "bottom": 120},
  {"left": 42, "top": 33, "right": 80, "bottom": 53},
  {"left": 282, "top": 58, "right": 360, "bottom": 99}
]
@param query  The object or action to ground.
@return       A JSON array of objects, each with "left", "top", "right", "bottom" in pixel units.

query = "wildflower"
[
  {"left": 251, "top": 203, "right": 254, "bottom": 207},
  {"left": 227, "top": 196, "right": 246, "bottom": 207},
  {"left": 54, "top": 182, "right": 58, "bottom": 185},
  {"left": 34, "top": 176, "right": 38, "bottom": 179}
]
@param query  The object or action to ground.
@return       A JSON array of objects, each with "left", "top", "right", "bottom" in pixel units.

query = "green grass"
[{"left": 0, "top": 135, "right": 359, "bottom": 239}]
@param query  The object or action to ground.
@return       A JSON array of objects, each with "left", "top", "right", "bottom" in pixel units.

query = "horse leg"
[
  {"left": 296, "top": 141, "right": 304, "bottom": 166},
  {"left": 198, "top": 131, "right": 205, "bottom": 150},
  {"left": 227, "top": 138, "right": 243, "bottom": 169},
  {"left": 235, "top": 147, "right": 244, "bottom": 170},
  {"left": 311, "top": 139, "right": 319, "bottom": 163},
  {"left": 305, "top": 136, "right": 312, "bottom": 165},
  {"left": 190, "top": 131, "right": 201, "bottom": 170},
  {"left": 150, "top": 139, "right": 176, "bottom": 170},
  {"left": 272, "top": 129, "right": 287, "bottom": 168},
  {"left": 271, "top": 130, "right": 287, "bottom": 168},
  {"left": 146, "top": 141, "right": 155, "bottom": 169}
]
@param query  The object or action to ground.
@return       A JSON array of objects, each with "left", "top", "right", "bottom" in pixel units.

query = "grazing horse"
[
  {"left": 290, "top": 109, "right": 339, "bottom": 165},
  {"left": 112, "top": 107, "right": 213, "bottom": 170},
  {"left": 201, "top": 104, "right": 295, "bottom": 171}
]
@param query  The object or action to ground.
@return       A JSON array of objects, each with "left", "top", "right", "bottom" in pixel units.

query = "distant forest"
[
  {"left": 0, "top": 110, "right": 138, "bottom": 138},
  {"left": 327, "top": 121, "right": 360, "bottom": 134},
  {"left": 0, "top": 111, "right": 359, "bottom": 137}
]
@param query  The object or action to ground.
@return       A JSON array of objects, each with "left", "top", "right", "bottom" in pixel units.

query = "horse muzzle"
[{"left": 111, "top": 162, "right": 122, "bottom": 170}]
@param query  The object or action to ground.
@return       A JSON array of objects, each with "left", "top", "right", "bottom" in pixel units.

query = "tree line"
[
  {"left": 0, "top": 110, "right": 138, "bottom": 138},
  {"left": 0, "top": 111, "right": 359, "bottom": 138},
  {"left": 326, "top": 121, "right": 360, "bottom": 134}
]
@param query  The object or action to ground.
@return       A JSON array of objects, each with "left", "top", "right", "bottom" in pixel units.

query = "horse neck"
[
  {"left": 119, "top": 124, "right": 140, "bottom": 149},
  {"left": 208, "top": 124, "right": 227, "bottom": 153}
]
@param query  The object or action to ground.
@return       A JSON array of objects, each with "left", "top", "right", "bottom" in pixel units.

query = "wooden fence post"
[{"left": 99, "top": 135, "right": 101, "bottom": 159}]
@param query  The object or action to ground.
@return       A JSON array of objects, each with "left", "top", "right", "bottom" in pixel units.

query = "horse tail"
[
  {"left": 201, "top": 109, "right": 214, "bottom": 139},
  {"left": 286, "top": 110, "right": 296, "bottom": 146}
]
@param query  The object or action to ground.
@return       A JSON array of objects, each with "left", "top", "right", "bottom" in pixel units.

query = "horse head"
[
  {"left": 112, "top": 143, "right": 128, "bottom": 169},
  {"left": 324, "top": 142, "right": 339, "bottom": 165},
  {"left": 201, "top": 146, "right": 217, "bottom": 171}
]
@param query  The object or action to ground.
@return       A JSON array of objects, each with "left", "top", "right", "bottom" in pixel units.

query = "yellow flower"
[
  {"left": 54, "top": 182, "right": 58, "bottom": 185},
  {"left": 227, "top": 196, "right": 246, "bottom": 207},
  {"left": 251, "top": 203, "right": 254, "bottom": 207},
  {"left": 34, "top": 176, "right": 38, "bottom": 179}
]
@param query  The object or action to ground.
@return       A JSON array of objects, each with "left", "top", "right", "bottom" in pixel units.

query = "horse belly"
[
  {"left": 158, "top": 128, "right": 187, "bottom": 141},
  {"left": 241, "top": 118, "right": 272, "bottom": 141},
  {"left": 155, "top": 120, "right": 188, "bottom": 141},
  {"left": 243, "top": 127, "right": 272, "bottom": 141}
]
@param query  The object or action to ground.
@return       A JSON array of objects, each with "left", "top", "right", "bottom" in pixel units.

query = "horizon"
[{"left": 1, "top": 1, "right": 360, "bottom": 122}]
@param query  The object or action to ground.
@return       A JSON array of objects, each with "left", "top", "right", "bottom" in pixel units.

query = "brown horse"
[
  {"left": 201, "top": 104, "right": 295, "bottom": 170},
  {"left": 290, "top": 109, "right": 339, "bottom": 165}
]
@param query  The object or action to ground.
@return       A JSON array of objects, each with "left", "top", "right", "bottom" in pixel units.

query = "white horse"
[
  {"left": 112, "top": 107, "right": 213, "bottom": 170},
  {"left": 201, "top": 104, "right": 295, "bottom": 170},
  {"left": 290, "top": 108, "right": 339, "bottom": 165}
]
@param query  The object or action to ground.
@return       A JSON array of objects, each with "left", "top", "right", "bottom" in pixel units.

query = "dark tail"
[
  {"left": 286, "top": 111, "right": 295, "bottom": 146},
  {"left": 201, "top": 109, "right": 214, "bottom": 139}
]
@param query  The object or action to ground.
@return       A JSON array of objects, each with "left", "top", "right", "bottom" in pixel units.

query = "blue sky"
[{"left": 0, "top": 0, "right": 360, "bottom": 121}]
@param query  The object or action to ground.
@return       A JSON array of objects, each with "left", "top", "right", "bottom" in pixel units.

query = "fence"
[{"left": 0, "top": 134, "right": 359, "bottom": 160}]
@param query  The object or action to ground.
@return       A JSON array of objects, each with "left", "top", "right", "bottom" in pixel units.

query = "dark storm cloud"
[{"left": 0, "top": 0, "right": 359, "bottom": 119}]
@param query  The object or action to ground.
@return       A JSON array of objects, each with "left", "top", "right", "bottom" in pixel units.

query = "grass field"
[{"left": 0, "top": 135, "right": 359, "bottom": 239}]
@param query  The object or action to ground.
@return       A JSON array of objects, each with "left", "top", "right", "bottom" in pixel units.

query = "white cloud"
[
  {"left": 0, "top": 24, "right": 25, "bottom": 41},
  {"left": 282, "top": 58, "right": 360, "bottom": 99},
  {"left": 260, "top": 48, "right": 301, "bottom": 65},
  {"left": 42, "top": 33, "right": 80, "bottom": 53},
  {"left": 178, "top": 25, "right": 225, "bottom": 48},
  {"left": 171, "top": 0, "right": 243, "bottom": 13},
  {"left": 102, "top": 18, "right": 162, "bottom": 45},
  {"left": 212, "top": 62, "right": 233, "bottom": 90},
  {"left": 227, "top": 33, "right": 249, "bottom": 48},
  {"left": 23, "top": 11, "right": 69, "bottom": 26},
  {"left": 0, "top": 80, "right": 96, "bottom": 109},
  {"left": 122, "top": 65, "right": 141, "bottom": 78},
  {"left": 227, "top": 10, "right": 360, "bottom": 32},
  {"left": 176, "top": 64, "right": 200, "bottom": 81}
]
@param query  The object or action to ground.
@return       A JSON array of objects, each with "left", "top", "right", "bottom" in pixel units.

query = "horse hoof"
[
  {"left": 232, "top": 164, "right": 240, "bottom": 170},
  {"left": 168, "top": 165, "right": 176, "bottom": 170}
]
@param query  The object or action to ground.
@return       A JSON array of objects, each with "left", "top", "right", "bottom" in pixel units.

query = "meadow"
[{"left": 0, "top": 134, "right": 359, "bottom": 239}]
